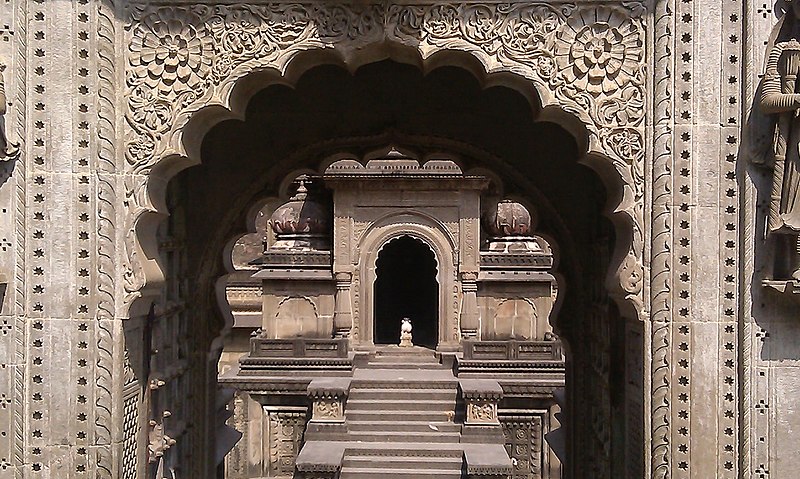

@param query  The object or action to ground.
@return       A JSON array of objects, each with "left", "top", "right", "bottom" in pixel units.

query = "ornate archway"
[
  {"left": 372, "top": 235, "right": 439, "bottom": 347},
  {"left": 118, "top": 3, "right": 648, "bottom": 478},
  {"left": 360, "top": 214, "right": 457, "bottom": 349},
  {"left": 121, "top": 2, "right": 646, "bottom": 324}
]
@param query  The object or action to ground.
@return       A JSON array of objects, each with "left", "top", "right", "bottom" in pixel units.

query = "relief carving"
[
  {"left": 125, "top": 3, "right": 645, "bottom": 169},
  {"left": 756, "top": 1, "right": 800, "bottom": 281},
  {"left": 267, "top": 410, "right": 306, "bottom": 477},
  {"left": 312, "top": 399, "right": 343, "bottom": 421},
  {"left": 120, "top": 2, "right": 648, "bottom": 331},
  {"left": 467, "top": 399, "right": 499, "bottom": 424},
  {"left": 554, "top": 6, "right": 643, "bottom": 97},
  {"left": 122, "top": 1, "right": 647, "bottom": 322},
  {"left": 0, "top": 64, "right": 20, "bottom": 161},
  {"left": 502, "top": 415, "right": 544, "bottom": 479}
]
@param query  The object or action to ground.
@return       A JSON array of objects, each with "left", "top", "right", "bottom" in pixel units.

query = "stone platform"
[{"left": 297, "top": 346, "right": 512, "bottom": 479}]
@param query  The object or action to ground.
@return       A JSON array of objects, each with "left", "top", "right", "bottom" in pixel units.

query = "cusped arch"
[
  {"left": 359, "top": 210, "right": 458, "bottom": 261},
  {"left": 122, "top": 3, "right": 646, "bottom": 326},
  {"left": 358, "top": 213, "right": 458, "bottom": 347}
]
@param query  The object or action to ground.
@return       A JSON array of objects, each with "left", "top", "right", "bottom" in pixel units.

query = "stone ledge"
[
  {"left": 463, "top": 444, "right": 512, "bottom": 478},
  {"left": 460, "top": 379, "right": 503, "bottom": 400},
  {"left": 295, "top": 441, "right": 345, "bottom": 474},
  {"left": 307, "top": 377, "right": 352, "bottom": 398},
  {"left": 763, "top": 279, "right": 800, "bottom": 299},
  {"left": 462, "top": 339, "right": 562, "bottom": 361},
  {"left": 249, "top": 337, "right": 350, "bottom": 359}
]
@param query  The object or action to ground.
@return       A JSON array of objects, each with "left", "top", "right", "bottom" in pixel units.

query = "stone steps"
[
  {"left": 340, "top": 444, "right": 463, "bottom": 478},
  {"left": 350, "top": 378, "right": 458, "bottom": 389},
  {"left": 343, "top": 454, "right": 463, "bottom": 469},
  {"left": 347, "top": 420, "right": 460, "bottom": 433},
  {"left": 346, "top": 409, "right": 453, "bottom": 422},
  {"left": 346, "top": 398, "right": 454, "bottom": 412},
  {"left": 337, "top": 348, "right": 466, "bottom": 470},
  {"left": 363, "top": 361, "right": 444, "bottom": 369},
  {"left": 348, "top": 387, "right": 456, "bottom": 401},
  {"left": 300, "top": 347, "right": 516, "bottom": 476},
  {"left": 346, "top": 430, "right": 461, "bottom": 443},
  {"left": 371, "top": 353, "right": 439, "bottom": 363},
  {"left": 339, "top": 466, "right": 463, "bottom": 478}
]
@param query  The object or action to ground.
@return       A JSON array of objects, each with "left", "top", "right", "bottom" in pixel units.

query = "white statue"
[{"left": 399, "top": 318, "right": 413, "bottom": 347}]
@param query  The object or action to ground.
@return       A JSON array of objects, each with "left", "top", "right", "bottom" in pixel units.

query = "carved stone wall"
[
  {"left": 742, "top": 2, "right": 800, "bottom": 478},
  {"left": 3, "top": 0, "right": 794, "bottom": 478},
  {"left": 116, "top": 6, "right": 650, "bottom": 471}
]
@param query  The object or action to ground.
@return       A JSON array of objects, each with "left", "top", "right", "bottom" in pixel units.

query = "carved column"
[
  {"left": 460, "top": 271, "right": 480, "bottom": 339},
  {"left": 460, "top": 380, "right": 512, "bottom": 478},
  {"left": 264, "top": 407, "right": 307, "bottom": 477},
  {"left": 333, "top": 272, "right": 353, "bottom": 337}
]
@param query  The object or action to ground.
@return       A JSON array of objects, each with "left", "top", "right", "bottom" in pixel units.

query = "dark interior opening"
[{"left": 373, "top": 236, "right": 439, "bottom": 348}]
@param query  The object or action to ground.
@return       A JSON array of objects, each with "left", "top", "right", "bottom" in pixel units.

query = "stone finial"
[
  {"left": 483, "top": 199, "right": 547, "bottom": 254},
  {"left": 268, "top": 175, "right": 330, "bottom": 250},
  {"left": 483, "top": 199, "right": 536, "bottom": 238}
]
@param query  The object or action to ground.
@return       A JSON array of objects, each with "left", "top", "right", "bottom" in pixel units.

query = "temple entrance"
[{"left": 373, "top": 236, "right": 439, "bottom": 348}]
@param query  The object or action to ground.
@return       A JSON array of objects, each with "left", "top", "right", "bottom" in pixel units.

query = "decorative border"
[
  {"left": 649, "top": 0, "right": 674, "bottom": 477},
  {"left": 95, "top": 0, "right": 119, "bottom": 476},
  {"left": 11, "top": 2, "right": 27, "bottom": 478},
  {"left": 719, "top": 1, "right": 743, "bottom": 476},
  {"left": 670, "top": 0, "right": 693, "bottom": 473}
]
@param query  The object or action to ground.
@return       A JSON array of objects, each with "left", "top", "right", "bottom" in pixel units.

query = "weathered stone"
[{"left": 2, "top": 0, "right": 797, "bottom": 478}]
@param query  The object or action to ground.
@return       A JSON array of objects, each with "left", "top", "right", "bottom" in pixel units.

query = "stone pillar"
[
  {"left": 307, "top": 378, "right": 350, "bottom": 424},
  {"left": 460, "top": 272, "right": 480, "bottom": 339},
  {"left": 460, "top": 380, "right": 512, "bottom": 477},
  {"left": 333, "top": 272, "right": 353, "bottom": 338},
  {"left": 462, "top": 380, "right": 502, "bottom": 426},
  {"left": 460, "top": 380, "right": 506, "bottom": 439}
]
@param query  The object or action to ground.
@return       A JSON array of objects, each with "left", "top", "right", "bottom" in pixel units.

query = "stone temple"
[{"left": 0, "top": 1, "right": 799, "bottom": 478}]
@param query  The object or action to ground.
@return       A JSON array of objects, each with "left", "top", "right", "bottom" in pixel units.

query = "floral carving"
[
  {"left": 125, "top": 3, "right": 647, "bottom": 172},
  {"left": 129, "top": 8, "right": 213, "bottom": 97},
  {"left": 129, "top": 85, "right": 172, "bottom": 133},
  {"left": 555, "top": 7, "right": 643, "bottom": 96},
  {"left": 122, "top": 1, "right": 648, "bottom": 323}
]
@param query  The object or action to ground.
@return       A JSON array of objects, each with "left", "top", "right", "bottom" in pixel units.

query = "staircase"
[
  {"left": 340, "top": 347, "right": 462, "bottom": 478},
  {"left": 297, "top": 346, "right": 512, "bottom": 478}
]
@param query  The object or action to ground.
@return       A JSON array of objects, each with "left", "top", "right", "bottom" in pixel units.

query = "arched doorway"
[
  {"left": 373, "top": 236, "right": 439, "bottom": 348},
  {"left": 142, "top": 57, "right": 640, "bottom": 479}
]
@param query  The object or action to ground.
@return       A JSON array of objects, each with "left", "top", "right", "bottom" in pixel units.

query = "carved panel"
[
  {"left": 274, "top": 296, "right": 320, "bottom": 338},
  {"left": 466, "top": 399, "right": 499, "bottom": 424},
  {"left": 121, "top": 392, "right": 140, "bottom": 479},
  {"left": 123, "top": 2, "right": 646, "bottom": 170},
  {"left": 266, "top": 409, "right": 306, "bottom": 477},
  {"left": 312, "top": 398, "right": 344, "bottom": 422},
  {"left": 501, "top": 415, "right": 544, "bottom": 479}
]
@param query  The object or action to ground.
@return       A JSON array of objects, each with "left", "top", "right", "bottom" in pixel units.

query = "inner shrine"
[{"left": 222, "top": 147, "right": 564, "bottom": 478}]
